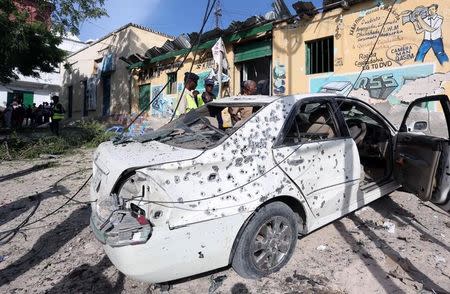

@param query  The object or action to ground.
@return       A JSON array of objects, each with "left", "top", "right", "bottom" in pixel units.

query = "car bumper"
[
  {"left": 90, "top": 209, "right": 152, "bottom": 247},
  {"left": 100, "top": 212, "right": 251, "bottom": 283}
]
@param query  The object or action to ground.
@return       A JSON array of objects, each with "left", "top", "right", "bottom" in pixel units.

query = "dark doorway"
[
  {"left": 102, "top": 75, "right": 111, "bottom": 116},
  {"left": 68, "top": 85, "right": 73, "bottom": 118},
  {"left": 7, "top": 91, "right": 34, "bottom": 107},
  {"left": 83, "top": 80, "right": 88, "bottom": 117},
  {"left": 239, "top": 56, "right": 271, "bottom": 95}
]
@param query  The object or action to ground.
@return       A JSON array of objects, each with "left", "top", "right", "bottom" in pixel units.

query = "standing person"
[
  {"left": 414, "top": 4, "right": 449, "bottom": 65},
  {"left": 200, "top": 78, "right": 224, "bottom": 128},
  {"left": 176, "top": 72, "right": 199, "bottom": 115},
  {"left": 228, "top": 80, "right": 257, "bottom": 126},
  {"left": 43, "top": 102, "right": 50, "bottom": 123},
  {"left": 200, "top": 79, "right": 216, "bottom": 104},
  {"left": 3, "top": 104, "right": 12, "bottom": 129},
  {"left": 50, "top": 95, "right": 65, "bottom": 136}
]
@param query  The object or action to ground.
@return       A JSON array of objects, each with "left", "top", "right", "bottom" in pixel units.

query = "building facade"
[
  {"left": 273, "top": 0, "right": 450, "bottom": 125},
  {"left": 131, "top": 0, "right": 450, "bottom": 127},
  {"left": 0, "top": 35, "right": 86, "bottom": 109},
  {"left": 60, "top": 23, "right": 173, "bottom": 120},
  {"left": 131, "top": 20, "right": 274, "bottom": 120}
]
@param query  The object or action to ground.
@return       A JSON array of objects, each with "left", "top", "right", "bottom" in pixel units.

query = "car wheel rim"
[{"left": 251, "top": 216, "right": 293, "bottom": 271}]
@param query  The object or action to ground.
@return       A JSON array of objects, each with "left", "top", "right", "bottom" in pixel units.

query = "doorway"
[
  {"left": 102, "top": 74, "right": 111, "bottom": 116},
  {"left": 240, "top": 57, "right": 271, "bottom": 95}
]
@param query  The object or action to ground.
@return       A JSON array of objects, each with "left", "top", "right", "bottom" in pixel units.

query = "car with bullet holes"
[{"left": 90, "top": 93, "right": 450, "bottom": 283}]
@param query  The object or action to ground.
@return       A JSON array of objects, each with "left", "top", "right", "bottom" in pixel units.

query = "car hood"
[{"left": 91, "top": 140, "right": 203, "bottom": 199}]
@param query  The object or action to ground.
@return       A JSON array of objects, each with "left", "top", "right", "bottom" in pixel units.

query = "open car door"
[{"left": 394, "top": 95, "right": 450, "bottom": 212}]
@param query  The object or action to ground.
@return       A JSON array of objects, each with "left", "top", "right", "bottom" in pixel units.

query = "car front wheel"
[{"left": 232, "top": 202, "right": 298, "bottom": 279}]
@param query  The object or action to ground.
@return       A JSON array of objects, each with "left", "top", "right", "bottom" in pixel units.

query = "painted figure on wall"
[{"left": 403, "top": 4, "right": 448, "bottom": 65}]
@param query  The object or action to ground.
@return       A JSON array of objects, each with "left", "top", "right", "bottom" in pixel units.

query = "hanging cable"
[
  {"left": 118, "top": 0, "right": 217, "bottom": 137},
  {"left": 119, "top": 1, "right": 399, "bottom": 208}
]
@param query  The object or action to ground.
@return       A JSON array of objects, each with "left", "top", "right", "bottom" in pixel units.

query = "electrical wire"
[
  {"left": 118, "top": 1, "right": 399, "bottom": 209},
  {"left": 0, "top": 174, "right": 92, "bottom": 243},
  {"left": 0, "top": 0, "right": 224, "bottom": 243},
  {"left": 168, "top": 0, "right": 216, "bottom": 123},
  {"left": 119, "top": 0, "right": 217, "bottom": 136}
]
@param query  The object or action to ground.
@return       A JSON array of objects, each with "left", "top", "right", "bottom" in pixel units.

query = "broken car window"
[
  {"left": 281, "top": 102, "right": 338, "bottom": 146},
  {"left": 136, "top": 103, "right": 268, "bottom": 149}
]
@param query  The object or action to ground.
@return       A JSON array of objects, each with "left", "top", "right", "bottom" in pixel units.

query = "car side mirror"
[{"left": 407, "top": 121, "right": 428, "bottom": 132}]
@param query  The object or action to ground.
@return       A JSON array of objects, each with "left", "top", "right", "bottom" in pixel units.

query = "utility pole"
[{"left": 214, "top": 0, "right": 222, "bottom": 29}]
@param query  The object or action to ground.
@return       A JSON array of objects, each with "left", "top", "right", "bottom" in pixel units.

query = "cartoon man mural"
[{"left": 413, "top": 4, "right": 449, "bottom": 65}]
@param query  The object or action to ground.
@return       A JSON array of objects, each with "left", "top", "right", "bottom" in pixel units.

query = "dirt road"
[{"left": 0, "top": 150, "right": 449, "bottom": 293}]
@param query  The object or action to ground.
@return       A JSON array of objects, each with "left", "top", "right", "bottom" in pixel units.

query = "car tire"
[{"left": 232, "top": 201, "right": 298, "bottom": 279}]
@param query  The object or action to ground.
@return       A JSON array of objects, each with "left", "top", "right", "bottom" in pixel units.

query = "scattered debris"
[
  {"left": 0, "top": 255, "right": 8, "bottom": 262},
  {"left": 434, "top": 255, "right": 446, "bottom": 264},
  {"left": 208, "top": 275, "right": 227, "bottom": 294},
  {"left": 316, "top": 245, "right": 327, "bottom": 251},
  {"left": 382, "top": 221, "right": 396, "bottom": 234},
  {"left": 39, "top": 154, "right": 61, "bottom": 159}
]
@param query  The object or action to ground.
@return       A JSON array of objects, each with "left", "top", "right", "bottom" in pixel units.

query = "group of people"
[
  {"left": 2, "top": 95, "right": 65, "bottom": 135},
  {"left": 177, "top": 72, "right": 258, "bottom": 127}
]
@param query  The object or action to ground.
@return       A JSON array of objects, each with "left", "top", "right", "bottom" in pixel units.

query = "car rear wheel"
[{"left": 232, "top": 202, "right": 298, "bottom": 279}]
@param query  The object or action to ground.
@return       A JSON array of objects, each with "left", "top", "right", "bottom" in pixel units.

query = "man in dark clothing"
[
  {"left": 200, "top": 78, "right": 223, "bottom": 129},
  {"left": 200, "top": 78, "right": 216, "bottom": 104},
  {"left": 50, "top": 95, "right": 65, "bottom": 136}
]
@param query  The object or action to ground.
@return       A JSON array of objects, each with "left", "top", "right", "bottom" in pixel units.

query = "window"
[
  {"left": 139, "top": 84, "right": 151, "bottom": 111},
  {"left": 338, "top": 100, "right": 390, "bottom": 145},
  {"left": 306, "top": 36, "right": 334, "bottom": 75},
  {"left": 167, "top": 72, "right": 177, "bottom": 94},
  {"left": 404, "top": 102, "right": 448, "bottom": 139},
  {"left": 279, "top": 101, "right": 339, "bottom": 146}
]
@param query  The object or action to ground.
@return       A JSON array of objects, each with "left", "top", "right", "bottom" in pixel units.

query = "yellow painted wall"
[
  {"left": 134, "top": 42, "right": 238, "bottom": 119},
  {"left": 61, "top": 25, "right": 171, "bottom": 120},
  {"left": 273, "top": 0, "right": 450, "bottom": 121}
]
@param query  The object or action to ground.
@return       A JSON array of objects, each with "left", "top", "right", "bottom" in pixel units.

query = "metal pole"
[{"left": 218, "top": 49, "right": 222, "bottom": 99}]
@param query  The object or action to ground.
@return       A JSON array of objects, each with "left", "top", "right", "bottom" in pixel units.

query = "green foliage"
[
  {"left": 0, "top": 121, "right": 114, "bottom": 160},
  {"left": 0, "top": 0, "right": 107, "bottom": 83}
]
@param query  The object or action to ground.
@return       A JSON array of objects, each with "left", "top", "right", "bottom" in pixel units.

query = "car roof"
[{"left": 208, "top": 93, "right": 344, "bottom": 106}]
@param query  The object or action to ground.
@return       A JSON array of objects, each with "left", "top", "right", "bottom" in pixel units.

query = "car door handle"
[{"left": 403, "top": 136, "right": 412, "bottom": 142}]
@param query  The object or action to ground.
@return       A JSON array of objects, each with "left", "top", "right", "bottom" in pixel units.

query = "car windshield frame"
[{"left": 135, "top": 101, "right": 271, "bottom": 150}]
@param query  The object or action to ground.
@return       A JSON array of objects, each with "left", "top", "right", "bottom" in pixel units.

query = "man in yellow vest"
[
  {"left": 176, "top": 72, "right": 200, "bottom": 115},
  {"left": 50, "top": 95, "right": 65, "bottom": 136}
]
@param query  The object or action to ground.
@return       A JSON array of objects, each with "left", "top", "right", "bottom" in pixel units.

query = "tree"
[{"left": 0, "top": 0, "right": 107, "bottom": 83}]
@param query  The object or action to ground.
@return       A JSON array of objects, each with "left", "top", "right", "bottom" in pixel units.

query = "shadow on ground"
[
  {"left": 0, "top": 206, "right": 90, "bottom": 287},
  {"left": 46, "top": 256, "right": 125, "bottom": 293}
]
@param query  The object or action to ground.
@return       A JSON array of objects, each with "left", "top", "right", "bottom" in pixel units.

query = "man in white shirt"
[{"left": 415, "top": 4, "right": 448, "bottom": 65}]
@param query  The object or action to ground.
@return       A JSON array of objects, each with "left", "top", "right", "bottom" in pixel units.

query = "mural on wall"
[
  {"left": 386, "top": 43, "right": 417, "bottom": 65},
  {"left": 177, "top": 82, "right": 184, "bottom": 94},
  {"left": 273, "top": 63, "right": 286, "bottom": 95},
  {"left": 309, "top": 64, "right": 436, "bottom": 105},
  {"left": 349, "top": 4, "right": 403, "bottom": 50},
  {"left": 401, "top": 4, "right": 449, "bottom": 65},
  {"left": 150, "top": 85, "right": 175, "bottom": 118}
]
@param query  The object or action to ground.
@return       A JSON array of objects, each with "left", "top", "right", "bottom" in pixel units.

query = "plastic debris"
[
  {"left": 382, "top": 221, "right": 396, "bottom": 234},
  {"left": 0, "top": 255, "right": 8, "bottom": 262},
  {"left": 316, "top": 245, "right": 327, "bottom": 251},
  {"left": 434, "top": 255, "right": 446, "bottom": 264}
]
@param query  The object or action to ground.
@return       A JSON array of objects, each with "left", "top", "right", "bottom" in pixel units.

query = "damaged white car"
[{"left": 90, "top": 94, "right": 450, "bottom": 283}]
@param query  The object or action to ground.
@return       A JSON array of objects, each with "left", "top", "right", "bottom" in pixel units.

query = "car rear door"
[
  {"left": 394, "top": 95, "right": 450, "bottom": 211},
  {"left": 273, "top": 97, "right": 361, "bottom": 218}
]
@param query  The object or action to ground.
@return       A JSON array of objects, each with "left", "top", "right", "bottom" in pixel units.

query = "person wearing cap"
[
  {"left": 199, "top": 78, "right": 225, "bottom": 129},
  {"left": 200, "top": 79, "right": 216, "bottom": 104},
  {"left": 177, "top": 72, "right": 200, "bottom": 115}
]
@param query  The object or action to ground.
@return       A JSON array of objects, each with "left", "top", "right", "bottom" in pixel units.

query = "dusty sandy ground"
[{"left": 0, "top": 149, "right": 449, "bottom": 294}]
